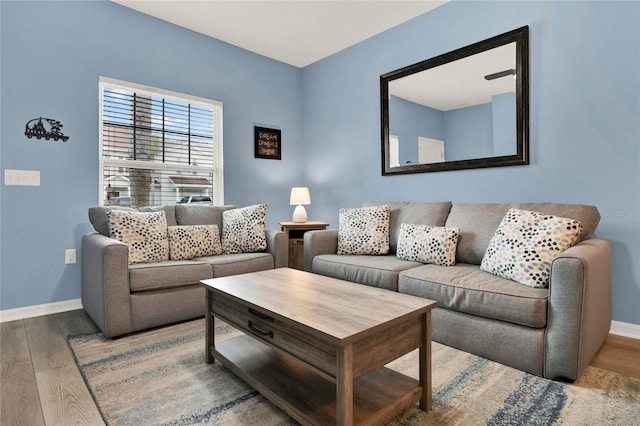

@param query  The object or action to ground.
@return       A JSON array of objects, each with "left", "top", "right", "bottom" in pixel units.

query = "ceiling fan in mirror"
[{"left": 484, "top": 69, "right": 516, "bottom": 80}]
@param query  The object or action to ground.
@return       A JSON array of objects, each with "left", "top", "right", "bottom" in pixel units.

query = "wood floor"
[{"left": 1, "top": 309, "right": 639, "bottom": 426}]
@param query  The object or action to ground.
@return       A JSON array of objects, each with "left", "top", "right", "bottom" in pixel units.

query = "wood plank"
[
  {"left": 35, "top": 365, "right": 104, "bottom": 426},
  {"left": 419, "top": 311, "right": 432, "bottom": 411},
  {"left": 591, "top": 334, "right": 640, "bottom": 379},
  {"left": 1, "top": 320, "right": 32, "bottom": 362},
  {"left": 352, "top": 315, "right": 421, "bottom": 379},
  {"left": 213, "top": 335, "right": 421, "bottom": 426},
  {"left": 212, "top": 299, "right": 338, "bottom": 379},
  {"left": 337, "top": 344, "right": 354, "bottom": 425},
  {"left": 53, "top": 309, "right": 99, "bottom": 337},
  {"left": 205, "top": 292, "right": 215, "bottom": 363},
  {"left": 25, "top": 315, "right": 73, "bottom": 372},
  {"left": 203, "top": 269, "right": 433, "bottom": 424},
  {"left": 2, "top": 309, "right": 637, "bottom": 426},
  {"left": 25, "top": 314, "right": 104, "bottom": 425},
  {"left": 201, "top": 268, "right": 436, "bottom": 345},
  {"left": 0, "top": 321, "right": 45, "bottom": 426}
]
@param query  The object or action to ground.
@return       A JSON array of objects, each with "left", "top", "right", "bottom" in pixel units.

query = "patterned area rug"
[{"left": 68, "top": 319, "right": 640, "bottom": 425}]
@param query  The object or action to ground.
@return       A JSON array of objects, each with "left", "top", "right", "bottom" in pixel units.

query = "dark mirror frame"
[{"left": 381, "top": 26, "right": 529, "bottom": 175}]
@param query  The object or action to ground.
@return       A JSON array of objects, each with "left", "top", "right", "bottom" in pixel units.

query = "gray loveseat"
[
  {"left": 304, "top": 201, "right": 611, "bottom": 380},
  {"left": 82, "top": 204, "right": 287, "bottom": 337}
]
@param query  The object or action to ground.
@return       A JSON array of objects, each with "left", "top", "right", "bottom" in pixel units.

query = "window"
[
  {"left": 389, "top": 134, "right": 400, "bottom": 168},
  {"left": 99, "top": 76, "right": 223, "bottom": 207}
]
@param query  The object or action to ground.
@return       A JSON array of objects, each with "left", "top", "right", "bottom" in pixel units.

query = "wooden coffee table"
[{"left": 200, "top": 268, "right": 437, "bottom": 426}]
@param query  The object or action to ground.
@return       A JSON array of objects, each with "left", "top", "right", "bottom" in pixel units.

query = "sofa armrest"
[
  {"left": 81, "top": 233, "right": 132, "bottom": 338},
  {"left": 303, "top": 229, "right": 338, "bottom": 272},
  {"left": 545, "top": 238, "right": 612, "bottom": 380},
  {"left": 265, "top": 229, "right": 288, "bottom": 269}
]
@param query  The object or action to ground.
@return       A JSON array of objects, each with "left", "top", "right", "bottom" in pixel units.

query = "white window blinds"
[{"left": 99, "top": 77, "right": 223, "bottom": 207}]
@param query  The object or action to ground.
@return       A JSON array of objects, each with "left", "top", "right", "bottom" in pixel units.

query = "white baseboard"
[
  {"left": 610, "top": 320, "right": 640, "bottom": 339},
  {"left": 0, "top": 298, "right": 83, "bottom": 323},
  {"left": 1, "top": 299, "right": 639, "bottom": 341}
]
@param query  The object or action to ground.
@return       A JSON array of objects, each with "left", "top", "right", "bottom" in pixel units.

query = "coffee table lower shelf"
[{"left": 211, "top": 334, "right": 421, "bottom": 426}]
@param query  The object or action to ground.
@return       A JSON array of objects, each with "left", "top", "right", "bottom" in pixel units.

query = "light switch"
[
  {"left": 4, "top": 170, "right": 18, "bottom": 185},
  {"left": 65, "top": 249, "right": 76, "bottom": 264},
  {"left": 4, "top": 169, "right": 40, "bottom": 186},
  {"left": 25, "top": 170, "right": 40, "bottom": 186}
]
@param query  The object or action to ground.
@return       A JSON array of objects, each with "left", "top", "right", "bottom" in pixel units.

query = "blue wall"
[
  {"left": 1, "top": 1, "right": 638, "bottom": 327},
  {"left": 0, "top": 1, "right": 302, "bottom": 310},
  {"left": 444, "top": 103, "right": 494, "bottom": 161},
  {"left": 302, "top": 1, "right": 639, "bottom": 325},
  {"left": 389, "top": 95, "right": 443, "bottom": 164},
  {"left": 492, "top": 92, "right": 517, "bottom": 156}
]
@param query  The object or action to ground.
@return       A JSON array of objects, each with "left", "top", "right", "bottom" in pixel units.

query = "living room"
[{"left": 1, "top": 0, "right": 638, "bottom": 424}]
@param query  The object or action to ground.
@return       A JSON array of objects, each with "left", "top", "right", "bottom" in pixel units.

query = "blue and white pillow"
[
  {"left": 337, "top": 205, "right": 390, "bottom": 255},
  {"left": 221, "top": 204, "right": 267, "bottom": 254},
  {"left": 480, "top": 208, "right": 583, "bottom": 288},
  {"left": 167, "top": 225, "right": 222, "bottom": 260},
  {"left": 396, "top": 223, "right": 460, "bottom": 266},
  {"left": 108, "top": 210, "right": 169, "bottom": 264}
]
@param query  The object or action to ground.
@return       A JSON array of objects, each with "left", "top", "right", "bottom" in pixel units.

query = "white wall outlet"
[{"left": 65, "top": 249, "right": 76, "bottom": 264}]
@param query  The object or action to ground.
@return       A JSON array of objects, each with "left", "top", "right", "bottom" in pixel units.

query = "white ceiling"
[
  {"left": 113, "top": 0, "right": 447, "bottom": 67},
  {"left": 390, "top": 43, "right": 516, "bottom": 111},
  {"left": 113, "top": 0, "right": 513, "bottom": 111}
]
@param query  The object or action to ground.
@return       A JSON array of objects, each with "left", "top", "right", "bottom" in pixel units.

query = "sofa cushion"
[
  {"left": 167, "top": 225, "right": 223, "bottom": 260},
  {"left": 480, "top": 208, "right": 583, "bottom": 288},
  {"left": 396, "top": 224, "right": 460, "bottom": 266},
  {"left": 363, "top": 201, "right": 452, "bottom": 252},
  {"left": 107, "top": 210, "right": 169, "bottom": 264},
  {"left": 221, "top": 204, "right": 268, "bottom": 254},
  {"left": 444, "top": 202, "right": 600, "bottom": 265},
  {"left": 197, "top": 252, "right": 274, "bottom": 277},
  {"left": 138, "top": 205, "right": 177, "bottom": 227},
  {"left": 337, "top": 205, "right": 390, "bottom": 255},
  {"left": 398, "top": 263, "right": 549, "bottom": 328},
  {"left": 312, "top": 254, "right": 422, "bottom": 291},
  {"left": 89, "top": 205, "right": 177, "bottom": 236},
  {"left": 444, "top": 203, "right": 512, "bottom": 265},
  {"left": 174, "top": 204, "right": 238, "bottom": 228},
  {"left": 514, "top": 202, "right": 599, "bottom": 241},
  {"left": 129, "top": 260, "right": 213, "bottom": 292}
]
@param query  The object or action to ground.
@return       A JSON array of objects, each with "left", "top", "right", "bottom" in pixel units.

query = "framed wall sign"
[{"left": 254, "top": 126, "right": 281, "bottom": 160}]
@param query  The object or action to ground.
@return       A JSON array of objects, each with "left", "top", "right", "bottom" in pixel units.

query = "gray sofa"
[
  {"left": 304, "top": 201, "right": 611, "bottom": 380},
  {"left": 82, "top": 204, "right": 287, "bottom": 338}
]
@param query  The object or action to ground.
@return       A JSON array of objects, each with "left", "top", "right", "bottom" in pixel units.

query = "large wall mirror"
[{"left": 381, "top": 26, "right": 529, "bottom": 175}]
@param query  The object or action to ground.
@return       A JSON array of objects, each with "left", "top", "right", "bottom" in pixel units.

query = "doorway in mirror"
[{"left": 418, "top": 137, "right": 445, "bottom": 164}]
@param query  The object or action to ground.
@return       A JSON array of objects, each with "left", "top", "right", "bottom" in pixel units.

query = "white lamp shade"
[{"left": 289, "top": 187, "right": 311, "bottom": 205}]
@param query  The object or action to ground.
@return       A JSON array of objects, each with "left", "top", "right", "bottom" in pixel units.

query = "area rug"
[{"left": 68, "top": 319, "right": 640, "bottom": 425}]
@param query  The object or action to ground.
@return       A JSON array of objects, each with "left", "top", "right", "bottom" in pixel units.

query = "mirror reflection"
[{"left": 381, "top": 26, "right": 528, "bottom": 175}]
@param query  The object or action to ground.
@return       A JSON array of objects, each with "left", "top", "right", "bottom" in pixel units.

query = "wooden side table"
[{"left": 279, "top": 221, "right": 329, "bottom": 270}]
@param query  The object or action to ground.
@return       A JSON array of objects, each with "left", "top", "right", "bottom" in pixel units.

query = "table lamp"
[{"left": 290, "top": 187, "right": 311, "bottom": 223}]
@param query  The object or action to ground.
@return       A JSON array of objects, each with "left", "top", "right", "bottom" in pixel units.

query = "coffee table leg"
[
  {"left": 337, "top": 344, "right": 354, "bottom": 426},
  {"left": 419, "top": 311, "right": 432, "bottom": 411},
  {"left": 205, "top": 291, "right": 214, "bottom": 364}
]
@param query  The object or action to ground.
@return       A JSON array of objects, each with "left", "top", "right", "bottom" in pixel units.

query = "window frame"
[
  {"left": 98, "top": 76, "right": 224, "bottom": 206},
  {"left": 389, "top": 134, "right": 400, "bottom": 168}
]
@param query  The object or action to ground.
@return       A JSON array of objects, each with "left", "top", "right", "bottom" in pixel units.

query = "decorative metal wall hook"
[{"left": 24, "top": 117, "right": 69, "bottom": 142}]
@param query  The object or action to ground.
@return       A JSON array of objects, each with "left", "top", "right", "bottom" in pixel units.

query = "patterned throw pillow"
[
  {"left": 337, "top": 205, "right": 390, "bottom": 255},
  {"left": 396, "top": 224, "right": 460, "bottom": 266},
  {"left": 167, "top": 225, "right": 222, "bottom": 260},
  {"left": 221, "top": 204, "right": 267, "bottom": 254},
  {"left": 480, "top": 208, "right": 583, "bottom": 288},
  {"left": 107, "top": 210, "right": 169, "bottom": 265}
]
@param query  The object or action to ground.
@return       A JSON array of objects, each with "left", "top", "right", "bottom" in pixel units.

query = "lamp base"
[{"left": 292, "top": 205, "right": 307, "bottom": 223}]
